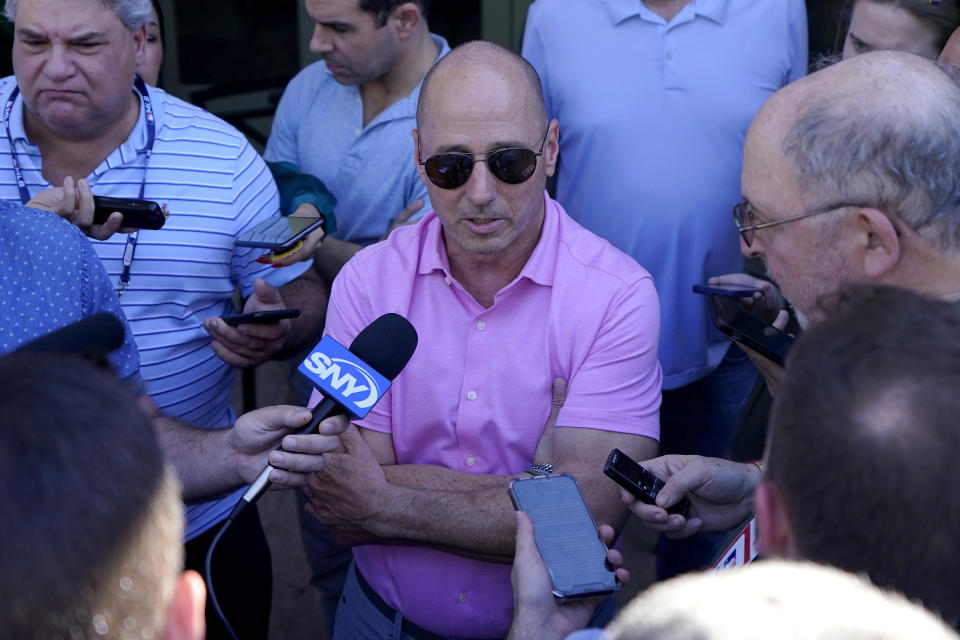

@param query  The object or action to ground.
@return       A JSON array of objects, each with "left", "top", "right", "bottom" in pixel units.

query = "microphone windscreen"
[
  {"left": 17, "top": 313, "right": 125, "bottom": 355},
  {"left": 348, "top": 313, "right": 418, "bottom": 380}
]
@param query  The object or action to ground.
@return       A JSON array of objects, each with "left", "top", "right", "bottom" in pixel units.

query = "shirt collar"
[
  {"left": 416, "top": 191, "right": 559, "bottom": 288},
  {"left": 604, "top": 0, "right": 729, "bottom": 26}
]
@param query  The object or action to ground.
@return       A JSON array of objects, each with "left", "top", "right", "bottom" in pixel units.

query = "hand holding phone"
[
  {"left": 604, "top": 449, "right": 690, "bottom": 516},
  {"left": 707, "top": 295, "right": 794, "bottom": 366},
  {"left": 509, "top": 474, "right": 618, "bottom": 601},
  {"left": 92, "top": 196, "right": 166, "bottom": 230}
]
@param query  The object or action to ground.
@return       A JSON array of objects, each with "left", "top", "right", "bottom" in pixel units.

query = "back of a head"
[
  {"left": 767, "top": 50, "right": 960, "bottom": 252},
  {"left": 605, "top": 560, "right": 959, "bottom": 640},
  {"left": 0, "top": 353, "right": 183, "bottom": 639},
  {"left": 3, "top": 0, "right": 152, "bottom": 30},
  {"left": 767, "top": 283, "right": 960, "bottom": 624}
]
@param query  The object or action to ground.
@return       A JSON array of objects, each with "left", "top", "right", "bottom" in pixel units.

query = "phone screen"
[
  {"left": 509, "top": 474, "right": 617, "bottom": 599},
  {"left": 236, "top": 215, "right": 325, "bottom": 250}
]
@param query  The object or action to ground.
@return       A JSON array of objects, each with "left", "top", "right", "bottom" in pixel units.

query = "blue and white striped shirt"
[{"left": 0, "top": 77, "right": 310, "bottom": 538}]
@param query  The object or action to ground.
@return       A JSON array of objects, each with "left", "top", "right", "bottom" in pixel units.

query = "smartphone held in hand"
[
  {"left": 707, "top": 295, "right": 794, "bottom": 366},
  {"left": 235, "top": 215, "right": 325, "bottom": 253},
  {"left": 508, "top": 473, "right": 618, "bottom": 601},
  {"left": 221, "top": 308, "right": 300, "bottom": 326},
  {"left": 604, "top": 448, "right": 690, "bottom": 517},
  {"left": 92, "top": 196, "right": 166, "bottom": 230},
  {"left": 692, "top": 283, "right": 764, "bottom": 298}
]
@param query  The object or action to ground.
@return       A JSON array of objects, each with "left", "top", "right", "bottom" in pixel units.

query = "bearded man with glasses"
[{"left": 276, "top": 41, "right": 663, "bottom": 640}]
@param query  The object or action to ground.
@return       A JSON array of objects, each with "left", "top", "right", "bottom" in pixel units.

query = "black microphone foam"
[
  {"left": 16, "top": 313, "right": 125, "bottom": 355},
  {"left": 348, "top": 312, "right": 419, "bottom": 380}
]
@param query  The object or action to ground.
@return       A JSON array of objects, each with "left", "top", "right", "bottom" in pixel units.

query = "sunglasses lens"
[
  {"left": 488, "top": 148, "right": 537, "bottom": 184},
  {"left": 424, "top": 154, "right": 474, "bottom": 189}
]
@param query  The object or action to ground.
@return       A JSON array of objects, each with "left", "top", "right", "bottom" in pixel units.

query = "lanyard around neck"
[{"left": 4, "top": 75, "right": 157, "bottom": 296}]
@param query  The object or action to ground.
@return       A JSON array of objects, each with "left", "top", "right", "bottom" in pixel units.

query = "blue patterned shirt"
[{"left": 0, "top": 200, "right": 140, "bottom": 377}]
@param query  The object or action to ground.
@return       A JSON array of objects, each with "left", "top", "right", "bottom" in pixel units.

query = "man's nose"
[
  {"left": 464, "top": 158, "right": 497, "bottom": 207},
  {"left": 309, "top": 25, "right": 334, "bottom": 55},
  {"left": 43, "top": 45, "right": 75, "bottom": 80},
  {"left": 740, "top": 232, "right": 764, "bottom": 259}
]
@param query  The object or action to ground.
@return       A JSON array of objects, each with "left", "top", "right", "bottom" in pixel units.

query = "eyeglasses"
[
  {"left": 733, "top": 201, "right": 868, "bottom": 247},
  {"left": 418, "top": 128, "right": 549, "bottom": 190}
]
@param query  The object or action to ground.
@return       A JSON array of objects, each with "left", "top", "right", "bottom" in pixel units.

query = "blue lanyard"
[{"left": 4, "top": 75, "right": 157, "bottom": 296}]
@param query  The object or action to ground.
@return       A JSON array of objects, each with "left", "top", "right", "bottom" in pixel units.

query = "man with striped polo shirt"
[{"left": 0, "top": 0, "right": 330, "bottom": 635}]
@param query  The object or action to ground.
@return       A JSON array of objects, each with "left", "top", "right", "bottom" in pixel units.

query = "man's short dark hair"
[
  {"left": 360, "top": 0, "right": 430, "bottom": 27},
  {"left": 767, "top": 283, "right": 960, "bottom": 624},
  {"left": 0, "top": 353, "right": 183, "bottom": 639}
]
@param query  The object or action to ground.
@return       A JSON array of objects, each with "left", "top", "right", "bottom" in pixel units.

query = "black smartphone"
[
  {"left": 707, "top": 294, "right": 794, "bottom": 366},
  {"left": 692, "top": 283, "right": 764, "bottom": 298},
  {"left": 235, "top": 215, "right": 325, "bottom": 253},
  {"left": 92, "top": 196, "right": 166, "bottom": 230},
  {"left": 221, "top": 308, "right": 300, "bottom": 326},
  {"left": 508, "top": 473, "right": 618, "bottom": 601},
  {"left": 603, "top": 448, "right": 690, "bottom": 517}
]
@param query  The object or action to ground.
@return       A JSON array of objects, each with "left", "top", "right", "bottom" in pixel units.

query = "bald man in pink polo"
[{"left": 282, "top": 41, "right": 662, "bottom": 640}]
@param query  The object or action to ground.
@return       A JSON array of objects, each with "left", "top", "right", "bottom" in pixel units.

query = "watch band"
[{"left": 525, "top": 463, "right": 553, "bottom": 477}]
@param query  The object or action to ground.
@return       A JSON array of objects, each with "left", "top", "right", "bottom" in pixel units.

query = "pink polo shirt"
[{"left": 322, "top": 193, "right": 661, "bottom": 638}]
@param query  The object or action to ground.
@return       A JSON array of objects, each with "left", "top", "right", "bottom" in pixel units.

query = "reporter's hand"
[
  {"left": 228, "top": 405, "right": 312, "bottom": 485},
  {"left": 267, "top": 414, "right": 350, "bottom": 488},
  {"left": 734, "top": 307, "right": 790, "bottom": 396},
  {"left": 626, "top": 455, "right": 760, "bottom": 539},
  {"left": 203, "top": 278, "right": 291, "bottom": 368},
  {"left": 507, "top": 511, "right": 628, "bottom": 640},
  {"left": 260, "top": 202, "right": 327, "bottom": 267},
  {"left": 707, "top": 273, "right": 783, "bottom": 323},
  {"left": 379, "top": 198, "right": 423, "bottom": 241},
  {"left": 27, "top": 177, "right": 128, "bottom": 240}
]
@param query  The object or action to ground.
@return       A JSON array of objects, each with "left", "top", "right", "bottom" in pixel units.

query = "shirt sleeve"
[
  {"left": 556, "top": 276, "right": 662, "bottom": 441},
  {"left": 786, "top": 0, "right": 809, "bottom": 83},
  {"left": 230, "top": 142, "right": 310, "bottom": 297}
]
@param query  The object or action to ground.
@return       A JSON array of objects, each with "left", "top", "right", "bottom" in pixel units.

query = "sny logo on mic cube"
[{"left": 298, "top": 335, "right": 390, "bottom": 418}]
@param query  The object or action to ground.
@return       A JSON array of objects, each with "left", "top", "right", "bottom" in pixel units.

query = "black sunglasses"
[{"left": 418, "top": 127, "right": 549, "bottom": 190}]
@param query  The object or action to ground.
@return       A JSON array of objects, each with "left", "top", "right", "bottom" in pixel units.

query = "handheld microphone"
[
  {"left": 207, "top": 313, "right": 417, "bottom": 640},
  {"left": 238, "top": 312, "right": 418, "bottom": 507}
]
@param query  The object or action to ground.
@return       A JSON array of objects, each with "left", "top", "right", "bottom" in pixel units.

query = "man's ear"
[
  {"left": 755, "top": 481, "right": 794, "bottom": 558},
  {"left": 132, "top": 23, "right": 147, "bottom": 67},
  {"left": 855, "top": 207, "right": 901, "bottom": 279},
  {"left": 543, "top": 118, "right": 559, "bottom": 179},
  {"left": 161, "top": 570, "right": 206, "bottom": 640},
  {"left": 412, "top": 128, "right": 427, "bottom": 186},
  {"left": 391, "top": 2, "right": 421, "bottom": 38}
]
